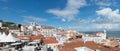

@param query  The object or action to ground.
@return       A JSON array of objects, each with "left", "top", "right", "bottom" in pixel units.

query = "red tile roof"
[
  {"left": 56, "top": 37, "right": 120, "bottom": 51},
  {"left": 43, "top": 37, "right": 58, "bottom": 44},
  {"left": 84, "top": 41, "right": 99, "bottom": 50},
  {"left": 109, "top": 41, "right": 119, "bottom": 47},
  {"left": 58, "top": 45, "right": 76, "bottom": 51},
  {"left": 31, "top": 34, "right": 43, "bottom": 40},
  {"left": 16, "top": 34, "right": 43, "bottom": 40},
  {"left": 97, "top": 32, "right": 102, "bottom": 34},
  {"left": 59, "top": 48, "right": 76, "bottom": 51},
  {"left": 64, "top": 41, "right": 84, "bottom": 48},
  {"left": 58, "top": 40, "right": 120, "bottom": 51},
  {"left": 98, "top": 44, "right": 120, "bottom": 51},
  {"left": 75, "top": 38, "right": 83, "bottom": 42},
  {"left": 17, "top": 36, "right": 30, "bottom": 39},
  {"left": 63, "top": 41, "right": 99, "bottom": 50}
]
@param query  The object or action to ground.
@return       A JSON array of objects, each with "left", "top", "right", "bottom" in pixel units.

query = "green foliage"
[
  {"left": 3, "top": 22, "right": 15, "bottom": 27},
  {"left": 0, "top": 27, "right": 3, "bottom": 32},
  {"left": 0, "top": 27, "right": 8, "bottom": 32}
]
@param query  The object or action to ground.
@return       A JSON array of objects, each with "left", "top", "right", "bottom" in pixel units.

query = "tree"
[{"left": 3, "top": 22, "right": 15, "bottom": 27}]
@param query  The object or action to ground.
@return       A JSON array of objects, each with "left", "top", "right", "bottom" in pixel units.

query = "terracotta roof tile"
[
  {"left": 97, "top": 32, "right": 102, "bottom": 34},
  {"left": 17, "top": 34, "right": 43, "bottom": 40},
  {"left": 43, "top": 37, "right": 58, "bottom": 44},
  {"left": 58, "top": 46, "right": 76, "bottom": 51},
  {"left": 59, "top": 40, "right": 120, "bottom": 51},
  {"left": 75, "top": 38, "right": 83, "bottom": 42},
  {"left": 64, "top": 41, "right": 84, "bottom": 48},
  {"left": 31, "top": 34, "right": 43, "bottom": 40},
  {"left": 17, "top": 36, "right": 30, "bottom": 39},
  {"left": 98, "top": 44, "right": 120, "bottom": 51},
  {"left": 63, "top": 41, "right": 99, "bottom": 50},
  {"left": 85, "top": 41, "right": 99, "bottom": 50},
  {"left": 109, "top": 41, "right": 119, "bottom": 47}
]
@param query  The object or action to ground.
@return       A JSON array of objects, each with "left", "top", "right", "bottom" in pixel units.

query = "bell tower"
[{"left": 103, "top": 30, "right": 107, "bottom": 39}]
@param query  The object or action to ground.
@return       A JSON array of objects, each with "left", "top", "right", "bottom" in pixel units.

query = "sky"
[{"left": 0, "top": 0, "right": 120, "bottom": 31}]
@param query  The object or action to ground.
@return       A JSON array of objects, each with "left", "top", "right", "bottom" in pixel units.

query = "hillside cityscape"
[{"left": 0, "top": 20, "right": 120, "bottom": 51}]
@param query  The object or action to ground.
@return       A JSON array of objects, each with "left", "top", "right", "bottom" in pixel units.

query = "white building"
[
  {"left": 54, "top": 34, "right": 67, "bottom": 44},
  {"left": 96, "top": 30, "right": 107, "bottom": 39},
  {"left": 28, "top": 22, "right": 38, "bottom": 31},
  {"left": 32, "top": 30, "right": 41, "bottom": 36},
  {"left": 82, "top": 36, "right": 102, "bottom": 44},
  {"left": 0, "top": 20, "right": 3, "bottom": 27},
  {"left": 9, "top": 28, "right": 21, "bottom": 36},
  {"left": 20, "top": 25, "right": 27, "bottom": 32},
  {"left": 41, "top": 27, "right": 56, "bottom": 37},
  {"left": 28, "top": 25, "right": 35, "bottom": 31},
  {"left": 82, "top": 30, "right": 107, "bottom": 44}
]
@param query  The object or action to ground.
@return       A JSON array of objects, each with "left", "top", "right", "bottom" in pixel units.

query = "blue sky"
[{"left": 0, "top": 0, "right": 120, "bottom": 31}]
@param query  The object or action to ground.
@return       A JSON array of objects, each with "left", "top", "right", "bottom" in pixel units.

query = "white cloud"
[
  {"left": 90, "top": 7, "right": 120, "bottom": 31},
  {"left": 1, "top": 7, "right": 27, "bottom": 13},
  {"left": 23, "top": 16, "right": 46, "bottom": 23},
  {"left": 91, "top": 0, "right": 117, "bottom": 8},
  {"left": 74, "top": 19, "right": 90, "bottom": 24},
  {"left": 93, "top": 24, "right": 120, "bottom": 30},
  {"left": 92, "top": 17, "right": 111, "bottom": 24},
  {"left": 46, "top": 0, "right": 120, "bottom": 31},
  {"left": 96, "top": 8, "right": 120, "bottom": 23},
  {"left": 97, "top": 1, "right": 111, "bottom": 7},
  {"left": 15, "top": 9, "right": 27, "bottom": 13},
  {"left": 68, "top": 23, "right": 120, "bottom": 31},
  {"left": 69, "top": 8, "right": 120, "bottom": 31},
  {"left": 62, "top": 18, "right": 66, "bottom": 22},
  {"left": 47, "top": 0, "right": 86, "bottom": 22}
]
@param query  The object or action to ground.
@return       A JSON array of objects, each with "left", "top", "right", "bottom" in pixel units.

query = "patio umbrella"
[
  {"left": 0, "top": 32, "right": 7, "bottom": 47},
  {"left": 0, "top": 33, "right": 19, "bottom": 42},
  {"left": 0, "top": 32, "right": 7, "bottom": 41}
]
